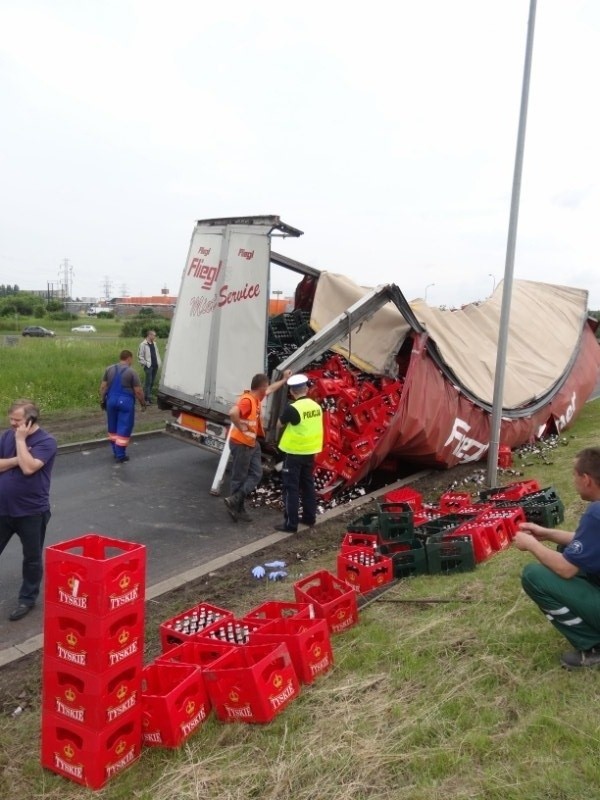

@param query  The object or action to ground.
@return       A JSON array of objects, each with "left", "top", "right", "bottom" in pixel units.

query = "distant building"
[
  {"left": 111, "top": 295, "right": 178, "bottom": 319},
  {"left": 269, "top": 297, "right": 294, "bottom": 316}
]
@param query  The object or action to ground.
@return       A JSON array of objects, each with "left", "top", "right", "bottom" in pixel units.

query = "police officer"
[{"left": 274, "top": 374, "right": 323, "bottom": 533}]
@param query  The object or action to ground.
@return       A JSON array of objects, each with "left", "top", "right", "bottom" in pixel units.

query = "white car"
[{"left": 71, "top": 324, "right": 97, "bottom": 333}]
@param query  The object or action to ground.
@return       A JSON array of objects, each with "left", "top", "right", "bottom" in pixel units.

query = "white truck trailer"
[{"left": 157, "top": 216, "right": 313, "bottom": 472}]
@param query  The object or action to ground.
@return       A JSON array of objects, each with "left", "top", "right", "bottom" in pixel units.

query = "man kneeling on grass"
[{"left": 514, "top": 447, "right": 600, "bottom": 669}]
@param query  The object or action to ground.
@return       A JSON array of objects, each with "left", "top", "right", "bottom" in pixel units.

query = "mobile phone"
[{"left": 25, "top": 414, "right": 38, "bottom": 426}]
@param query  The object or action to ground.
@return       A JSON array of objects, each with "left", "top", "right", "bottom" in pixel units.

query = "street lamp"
[
  {"left": 424, "top": 283, "right": 435, "bottom": 301},
  {"left": 488, "top": 273, "right": 497, "bottom": 294}
]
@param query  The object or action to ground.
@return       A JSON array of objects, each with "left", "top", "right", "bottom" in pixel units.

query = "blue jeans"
[
  {"left": 143, "top": 365, "right": 158, "bottom": 402},
  {"left": 229, "top": 441, "right": 263, "bottom": 497},
  {"left": 0, "top": 511, "right": 51, "bottom": 606},
  {"left": 281, "top": 454, "right": 317, "bottom": 530}
]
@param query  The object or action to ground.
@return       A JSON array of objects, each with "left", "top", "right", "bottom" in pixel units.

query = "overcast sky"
[{"left": 1, "top": 0, "right": 598, "bottom": 309}]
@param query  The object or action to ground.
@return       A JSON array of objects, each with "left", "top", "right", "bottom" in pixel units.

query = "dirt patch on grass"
[{"left": 42, "top": 405, "right": 167, "bottom": 445}]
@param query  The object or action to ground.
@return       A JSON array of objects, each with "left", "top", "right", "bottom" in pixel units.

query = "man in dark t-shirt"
[
  {"left": 515, "top": 447, "right": 600, "bottom": 669},
  {"left": 100, "top": 349, "right": 146, "bottom": 463},
  {"left": 0, "top": 399, "right": 57, "bottom": 621}
]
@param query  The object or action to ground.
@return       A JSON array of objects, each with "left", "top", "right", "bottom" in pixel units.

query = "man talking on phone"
[{"left": 0, "top": 399, "right": 57, "bottom": 621}]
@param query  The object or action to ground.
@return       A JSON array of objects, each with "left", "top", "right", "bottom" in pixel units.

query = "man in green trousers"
[{"left": 515, "top": 447, "right": 600, "bottom": 669}]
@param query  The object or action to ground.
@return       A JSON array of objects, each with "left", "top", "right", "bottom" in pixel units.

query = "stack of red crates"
[
  {"left": 303, "top": 355, "right": 404, "bottom": 498},
  {"left": 41, "top": 534, "right": 146, "bottom": 790}
]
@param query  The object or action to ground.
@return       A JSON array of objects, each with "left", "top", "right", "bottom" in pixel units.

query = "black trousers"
[
  {"left": 281, "top": 453, "right": 316, "bottom": 530},
  {"left": 0, "top": 511, "right": 51, "bottom": 606}
]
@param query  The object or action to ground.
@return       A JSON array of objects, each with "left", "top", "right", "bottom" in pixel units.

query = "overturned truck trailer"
[
  {"left": 158, "top": 215, "right": 600, "bottom": 496},
  {"left": 270, "top": 273, "right": 600, "bottom": 497}
]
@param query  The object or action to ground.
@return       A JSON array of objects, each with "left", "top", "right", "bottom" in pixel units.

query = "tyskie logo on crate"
[
  {"left": 331, "top": 608, "right": 354, "bottom": 633},
  {"left": 268, "top": 673, "right": 296, "bottom": 712},
  {"left": 55, "top": 692, "right": 85, "bottom": 723},
  {"left": 224, "top": 689, "right": 253, "bottom": 720},
  {"left": 54, "top": 744, "right": 84, "bottom": 780},
  {"left": 105, "top": 741, "right": 136, "bottom": 779},
  {"left": 308, "top": 643, "right": 331, "bottom": 679},
  {"left": 179, "top": 700, "right": 207, "bottom": 737},
  {"left": 108, "top": 631, "right": 139, "bottom": 667},
  {"left": 106, "top": 691, "right": 137, "bottom": 724},
  {"left": 56, "top": 632, "right": 87, "bottom": 666},
  {"left": 57, "top": 575, "right": 89, "bottom": 609}
]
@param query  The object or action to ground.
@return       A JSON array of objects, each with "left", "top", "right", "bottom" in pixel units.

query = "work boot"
[
  {"left": 237, "top": 502, "right": 252, "bottom": 523},
  {"left": 560, "top": 647, "right": 600, "bottom": 669},
  {"left": 224, "top": 492, "right": 242, "bottom": 522}
]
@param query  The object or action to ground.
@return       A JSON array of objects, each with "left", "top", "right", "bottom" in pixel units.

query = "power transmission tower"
[
  {"left": 58, "top": 258, "right": 74, "bottom": 299},
  {"left": 102, "top": 276, "right": 113, "bottom": 302}
]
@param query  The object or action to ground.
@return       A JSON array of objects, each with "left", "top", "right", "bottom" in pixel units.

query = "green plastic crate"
[
  {"left": 426, "top": 535, "right": 476, "bottom": 574},
  {"left": 346, "top": 512, "right": 380, "bottom": 534},
  {"left": 379, "top": 539, "right": 427, "bottom": 579},
  {"left": 376, "top": 502, "right": 415, "bottom": 544},
  {"left": 413, "top": 514, "right": 466, "bottom": 542}
]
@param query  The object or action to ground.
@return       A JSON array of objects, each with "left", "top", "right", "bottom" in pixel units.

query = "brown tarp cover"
[{"left": 310, "top": 273, "right": 591, "bottom": 409}]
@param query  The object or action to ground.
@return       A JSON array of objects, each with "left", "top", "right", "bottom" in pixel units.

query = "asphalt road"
[{"left": 0, "top": 435, "right": 287, "bottom": 658}]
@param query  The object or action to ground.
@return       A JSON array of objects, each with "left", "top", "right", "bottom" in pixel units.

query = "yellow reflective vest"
[{"left": 278, "top": 397, "right": 324, "bottom": 455}]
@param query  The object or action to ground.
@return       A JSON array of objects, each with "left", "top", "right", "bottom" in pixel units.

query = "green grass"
[
  {"left": 0, "top": 332, "right": 142, "bottom": 412},
  {"left": 0, "top": 400, "right": 598, "bottom": 798}
]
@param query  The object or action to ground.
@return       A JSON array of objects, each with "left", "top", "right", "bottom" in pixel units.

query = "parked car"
[
  {"left": 22, "top": 326, "right": 55, "bottom": 337},
  {"left": 71, "top": 324, "right": 97, "bottom": 333}
]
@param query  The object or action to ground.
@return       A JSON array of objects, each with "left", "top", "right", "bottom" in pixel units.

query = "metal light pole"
[
  {"left": 487, "top": 0, "right": 537, "bottom": 488},
  {"left": 489, "top": 273, "right": 497, "bottom": 294},
  {"left": 424, "top": 283, "right": 435, "bottom": 302}
]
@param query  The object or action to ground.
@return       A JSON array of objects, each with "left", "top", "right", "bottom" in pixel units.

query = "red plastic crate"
[
  {"left": 155, "top": 638, "right": 234, "bottom": 669},
  {"left": 251, "top": 617, "right": 333, "bottom": 685},
  {"left": 141, "top": 661, "right": 208, "bottom": 748},
  {"left": 478, "top": 507, "right": 526, "bottom": 538},
  {"left": 446, "top": 522, "right": 494, "bottom": 563},
  {"left": 203, "top": 642, "right": 300, "bottom": 723},
  {"left": 294, "top": 570, "right": 359, "bottom": 634},
  {"left": 382, "top": 487, "right": 423, "bottom": 511},
  {"left": 45, "top": 535, "right": 145, "bottom": 617},
  {"left": 340, "top": 532, "right": 379, "bottom": 553},
  {"left": 478, "top": 518, "right": 511, "bottom": 551},
  {"left": 455, "top": 503, "right": 493, "bottom": 518},
  {"left": 480, "top": 479, "right": 541, "bottom": 502},
  {"left": 322, "top": 414, "right": 343, "bottom": 450},
  {"left": 195, "top": 617, "right": 263, "bottom": 645},
  {"left": 337, "top": 547, "right": 393, "bottom": 594},
  {"left": 439, "top": 492, "right": 473, "bottom": 513},
  {"left": 413, "top": 509, "right": 442, "bottom": 526},
  {"left": 41, "top": 711, "right": 141, "bottom": 789},
  {"left": 44, "top": 604, "right": 143, "bottom": 672},
  {"left": 160, "top": 602, "right": 233, "bottom": 652},
  {"left": 42, "top": 657, "right": 141, "bottom": 727},
  {"left": 241, "top": 600, "right": 314, "bottom": 626}
]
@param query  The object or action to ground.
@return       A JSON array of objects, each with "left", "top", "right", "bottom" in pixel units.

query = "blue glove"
[
  {"left": 264, "top": 560, "right": 287, "bottom": 569},
  {"left": 251, "top": 565, "right": 266, "bottom": 579},
  {"left": 268, "top": 570, "right": 288, "bottom": 581}
]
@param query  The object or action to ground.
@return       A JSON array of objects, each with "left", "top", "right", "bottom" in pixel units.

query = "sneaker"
[
  {"left": 237, "top": 508, "right": 252, "bottom": 523},
  {"left": 560, "top": 647, "right": 600, "bottom": 669},
  {"left": 274, "top": 523, "right": 297, "bottom": 533},
  {"left": 223, "top": 496, "right": 238, "bottom": 522},
  {"left": 9, "top": 603, "right": 34, "bottom": 621},
  {"left": 301, "top": 518, "right": 316, "bottom": 527},
  {"left": 115, "top": 456, "right": 130, "bottom": 463}
]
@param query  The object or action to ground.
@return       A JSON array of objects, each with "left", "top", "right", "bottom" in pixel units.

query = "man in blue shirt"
[
  {"left": 515, "top": 447, "right": 600, "bottom": 669},
  {"left": 0, "top": 399, "right": 57, "bottom": 621}
]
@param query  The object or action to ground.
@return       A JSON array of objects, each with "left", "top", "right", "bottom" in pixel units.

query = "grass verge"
[{"left": 0, "top": 400, "right": 598, "bottom": 799}]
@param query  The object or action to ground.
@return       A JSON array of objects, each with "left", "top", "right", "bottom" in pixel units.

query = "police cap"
[{"left": 287, "top": 374, "right": 308, "bottom": 388}]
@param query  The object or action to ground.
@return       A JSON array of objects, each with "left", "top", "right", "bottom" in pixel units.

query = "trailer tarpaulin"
[{"left": 311, "top": 273, "right": 595, "bottom": 409}]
